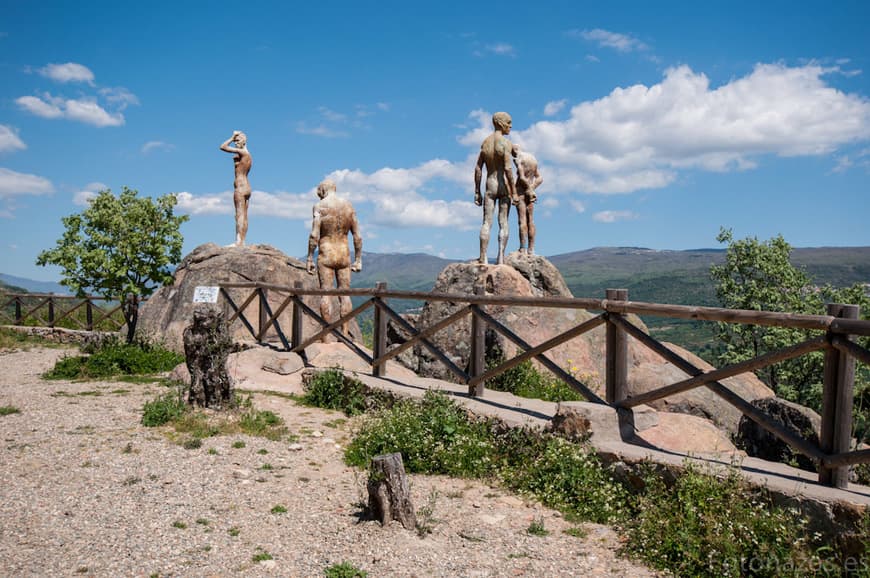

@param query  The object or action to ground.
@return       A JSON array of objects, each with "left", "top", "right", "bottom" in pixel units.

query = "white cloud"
[
  {"left": 72, "top": 181, "right": 108, "bottom": 206},
  {"left": 295, "top": 122, "right": 349, "bottom": 138},
  {"left": 573, "top": 28, "right": 648, "bottom": 53},
  {"left": 174, "top": 189, "right": 314, "bottom": 219},
  {"left": 376, "top": 102, "right": 390, "bottom": 112},
  {"left": 16, "top": 95, "right": 62, "bottom": 118},
  {"left": 16, "top": 94, "right": 125, "bottom": 127},
  {"left": 569, "top": 200, "right": 585, "bottom": 213},
  {"left": 174, "top": 191, "right": 234, "bottom": 215},
  {"left": 39, "top": 62, "right": 95, "bottom": 84},
  {"left": 543, "top": 99, "right": 567, "bottom": 116},
  {"left": 99, "top": 87, "right": 139, "bottom": 109},
  {"left": 0, "top": 125, "right": 26, "bottom": 153},
  {"left": 318, "top": 106, "right": 346, "bottom": 123},
  {"left": 585, "top": 54, "right": 600, "bottom": 63},
  {"left": 514, "top": 63, "right": 870, "bottom": 194},
  {"left": 141, "top": 140, "right": 175, "bottom": 154},
  {"left": 593, "top": 210, "right": 638, "bottom": 223},
  {"left": 0, "top": 168, "right": 54, "bottom": 197},
  {"left": 485, "top": 43, "right": 516, "bottom": 57}
]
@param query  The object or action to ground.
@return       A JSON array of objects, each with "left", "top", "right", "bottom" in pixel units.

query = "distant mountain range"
[{"left": 4, "top": 246, "right": 869, "bottom": 304}]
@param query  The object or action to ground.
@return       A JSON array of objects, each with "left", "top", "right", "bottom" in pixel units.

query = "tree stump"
[
  {"left": 183, "top": 305, "right": 234, "bottom": 409},
  {"left": 367, "top": 453, "right": 417, "bottom": 530}
]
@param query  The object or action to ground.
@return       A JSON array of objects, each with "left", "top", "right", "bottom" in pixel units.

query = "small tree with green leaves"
[
  {"left": 711, "top": 228, "right": 870, "bottom": 412},
  {"left": 36, "top": 187, "right": 188, "bottom": 342}
]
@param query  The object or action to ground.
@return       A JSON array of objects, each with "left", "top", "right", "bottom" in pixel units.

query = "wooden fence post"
[
  {"left": 14, "top": 297, "right": 22, "bottom": 325},
  {"left": 605, "top": 288, "right": 629, "bottom": 405},
  {"left": 86, "top": 299, "right": 94, "bottom": 330},
  {"left": 373, "top": 282, "right": 388, "bottom": 377},
  {"left": 819, "top": 303, "right": 860, "bottom": 488},
  {"left": 291, "top": 281, "right": 304, "bottom": 351},
  {"left": 258, "top": 287, "right": 268, "bottom": 344},
  {"left": 469, "top": 281, "right": 487, "bottom": 397},
  {"left": 47, "top": 297, "right": 55, "bottom": 327}
]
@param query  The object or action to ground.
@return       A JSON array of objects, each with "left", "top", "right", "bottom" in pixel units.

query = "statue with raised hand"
[
  {"left": 219, "top": 130, "right": 253, "bottom": 246},
  {"left": 474, "top": 112, "right": 516, "bottom": 265}
]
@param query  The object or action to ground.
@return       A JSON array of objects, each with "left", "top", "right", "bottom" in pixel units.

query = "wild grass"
[{"left": 44, "top": 337, "right": 182, "bottom": 380}]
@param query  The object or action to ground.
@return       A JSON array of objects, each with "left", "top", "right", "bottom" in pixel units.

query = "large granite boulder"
[
  {"left": 394, "top": 251, "right": 773, "bottom": 435},
  {"left": 734, "top": 397, "right": 821, "bottom": 472},
  {"left": 137, "top": 243, "right": 359, "bottom": 353},
  {"left": 629, "top": 344, "right": 774, "bottom": 434}
]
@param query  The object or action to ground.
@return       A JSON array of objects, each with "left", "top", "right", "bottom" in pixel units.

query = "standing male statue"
[
  {"left": 219, "top": 130, "right": 253, "bottom": 246},
  {"left": 512, "top": 144, "right": 543, "bottom": 255},
  {"left": 306, "top": 179, "right": 362, "bottom": 339},
  {"left": 474, "top": 111, "right": 516, "bottom": 265}
]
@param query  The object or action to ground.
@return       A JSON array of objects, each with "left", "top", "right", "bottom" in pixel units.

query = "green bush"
[
  {"left": 486, "top": 358, "right": 584, "bottom": 403},
  {"left": 622, "top": 464, "right": 812, "bottom": 577},
  {"left": 324, "top": 561, "right": 368, "bottom": 578},
  {"left": 301, "top": 368, "right": 389, "bottom": 416},
  {"left": 238, "top": 409, "right": 287, "bottom": 441},
  {"left": 44, "top": 338, "right": 182, "bottom": 380},
  {"left": 345, "top": 391, "right": 498, "bottom": 478},
  {"left": 141, "top": 391, "right": 186, "bottom": 427}
]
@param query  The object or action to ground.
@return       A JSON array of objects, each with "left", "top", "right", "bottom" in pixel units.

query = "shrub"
[
  {"left": 238, "top": 409, "right": 287, "bottom": 441},
  {"left": 501, "top": 435, "right": 628, "bottom": 524},
  {"left": 324, "top": 561, "right": 367, "bottom": 578},
  {"left": 0, "top": 405, "right": 21, "bottom": 416},
  {"left": 301, "top": 368, "right": 386, "bottom": 416},
  {"left": 486, "top": 358, "right": 584, "bottom": 403},
  {"left": 141, "top": 391, "right": 186, "bottom": 427},
  {"left": 45, "top": 338, "right": 182, "bottom": 380},
  {"left": 622, "top": 464, "right": 812, "bottom": 577},
  {"left": 345, "top": 391, "right": 497, "bottom": 478}
]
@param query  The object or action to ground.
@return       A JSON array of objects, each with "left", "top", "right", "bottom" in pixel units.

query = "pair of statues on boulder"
[{"left": 474, "top": 111, "right": 543, "bottom": 265}]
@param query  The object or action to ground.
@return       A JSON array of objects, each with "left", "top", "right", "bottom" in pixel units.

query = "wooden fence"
[
  {"left": 0, "top": 293, "right": 128, "bottom": 331},
  {"left": 217, "top": 281, "right": 870, "bottom": 489}
]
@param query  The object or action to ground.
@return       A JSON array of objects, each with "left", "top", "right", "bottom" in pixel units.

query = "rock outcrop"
[
  {"left": 734, "top": 397, "right": 822, "bottom": 472},
  {"left": 137, "top": 243, "right": 359, "bottom": 353},
  {"left": 393, "top": 251, "right": 773, "bottom": 434}
]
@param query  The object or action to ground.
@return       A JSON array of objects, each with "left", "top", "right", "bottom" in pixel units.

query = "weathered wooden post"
[
  {"left": 291, "top": 281, "right": 304, "bottom": 350},
  {"left": 257, "top": 287, "right": 268, "bottom": 343},
  {"left": 469, "top": 281, "right": 487, "bottom": 397},
  {"left": 605, "top": 288, "right": 629, "bottom": 405},
  {"left": 819, "top": 303, "right": 860, "bottom": 488},
  {"left": 14, "top": 297, "right": 22, "bottom": 325},
  {"left": 367, "top": 452, "right": 416, "bottom": 530},
  {"left": 85, "top": 299, "right": 94, "bottom": 330},
  {"left": 47, "top": 297, "right": 55, "bottom": 327},
  {"left": 373, "top": 282, "right": 388, "bottom": 377}
]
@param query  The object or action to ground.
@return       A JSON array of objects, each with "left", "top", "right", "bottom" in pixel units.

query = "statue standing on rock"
[
  {"left": 512, "top": 143, "right": 543, "bottom": 255},
  {"left": 307, "top": 179, "right": 362, "bottom": 340},
  {"left": 474, "top": 111, "right": 516, "bottom": 265},
  {"left": 219, "top": 130, "right": 253, "bottom": 246}
]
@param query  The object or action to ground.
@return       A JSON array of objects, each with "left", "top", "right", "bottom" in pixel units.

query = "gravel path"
[{"left": 0, "top": 347, "right": 660, "bottom": 577}]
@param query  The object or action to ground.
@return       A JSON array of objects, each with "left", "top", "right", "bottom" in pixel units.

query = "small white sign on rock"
[{"left": 192, "top": 286, "right": 220, "bottom": 303}]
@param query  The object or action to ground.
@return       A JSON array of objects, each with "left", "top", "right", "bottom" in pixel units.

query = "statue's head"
[
  {"left": 233, "top": 131, "right": 247, "bottom": 147},
  {"left": 492, "top": 112, "right": 512, "bottom": 134},
  {"left": 316, "top": 179, "right": 337, "bottom": 199},
  {"left": 511, "top": 143, "right": 521, "bottom": 157}
]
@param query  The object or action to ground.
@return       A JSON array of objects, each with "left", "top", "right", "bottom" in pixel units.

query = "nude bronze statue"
[
  {"left": 474, "top": 112, "right": 516, "bottom": 265},
  {"left": 512, "top": 143, "right": 543, "bottom": 255},
  {"left": 219, "top": 130, "right": 252, "bottom": 246},
  {"left": 306, "top": 179, "right": 362, "bottom": 339}
]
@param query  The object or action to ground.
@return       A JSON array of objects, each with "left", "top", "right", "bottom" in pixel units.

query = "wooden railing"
[
  {"left": 0, "top": 293, "right": 128, "bottom": 331},
  {"left": 217, "top": 281, "right": 870, "bottom": 489}
]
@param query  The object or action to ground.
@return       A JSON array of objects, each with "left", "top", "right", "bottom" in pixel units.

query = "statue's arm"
[
  {"left": 306, "top": 206, "right": 321, "bottom": 274},
  {"left": 502, "top": 144, "right": 517, "bottom": 200},
  {"left": 474, "top": 151, "right": 484, "bottom": 205},
  {"left": 350, "top": 210, "right": 362, "bottom": 272},
  {"left": 531, "top": 166, "right": 543, "bottom": 190},
  {"left": 219, "top": 137, "right": 237, "bottom": 153}
]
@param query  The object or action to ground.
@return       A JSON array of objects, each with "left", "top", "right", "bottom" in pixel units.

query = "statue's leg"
[
  {"left": 317, "top": 264, "right": 337, "bottom": 343},
  {"left": 234, "top": 191, "right": 249, "bottom": 246},
  {"left": 516, "top": 197, "right": 528, "bottom": 253},
  {"left": 479, "top": 196, "right": 495, "bottom": 265},
  {"left": 497, "top": 197, "right": 510, "bottom": 265},
  {"left": 336, "top": 267, "right": 353, "bottom": 337},
  {"left": 527, "top": 202, "right": 536, "bottom": 255}
]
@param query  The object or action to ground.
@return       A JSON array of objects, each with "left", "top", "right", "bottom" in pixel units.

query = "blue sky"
[{"left": 1, "top": 0, "right": 869, "bottom": 282}]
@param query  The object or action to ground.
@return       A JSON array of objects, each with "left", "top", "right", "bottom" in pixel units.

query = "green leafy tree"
[
  {"left": 711, "top": 227, "right": 869, "bottom": 412},
  {"left": 36, "top": 187, "right": 188, "bottom": 342}
]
